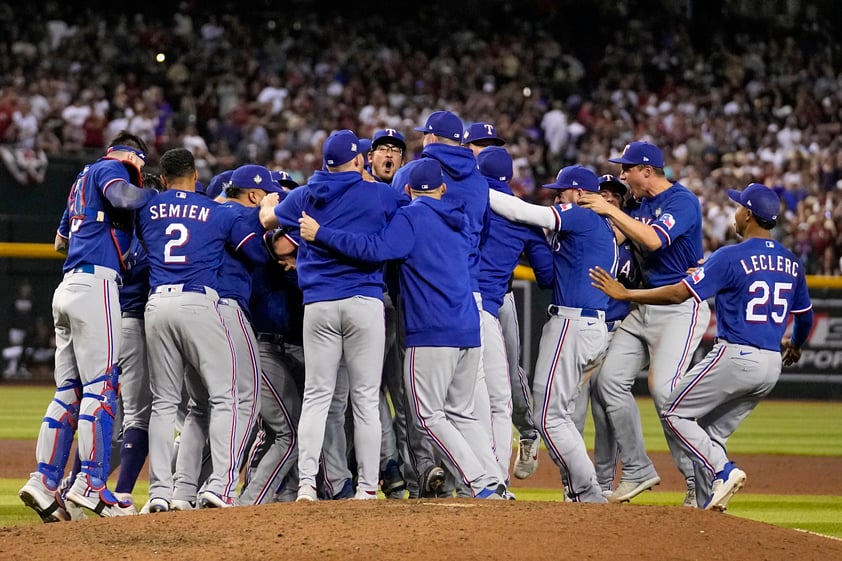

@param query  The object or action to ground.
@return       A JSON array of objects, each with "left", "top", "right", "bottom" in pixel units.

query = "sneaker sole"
[
  {"left": 705, "top": 471, "right": 747, "bottom": 512},
  {"left": 295, "top": 495, "right": 317, "bottom": 503},
  {"left": 19, "top": 489, "right": 68, "bottom": 523},
  {"left": 608, "top": 476, "right": 662, "bottom": 503}
]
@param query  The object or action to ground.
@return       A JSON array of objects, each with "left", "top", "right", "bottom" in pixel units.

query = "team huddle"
[{"left": 18, "top": 110, "right": 814, "bottom": 522}]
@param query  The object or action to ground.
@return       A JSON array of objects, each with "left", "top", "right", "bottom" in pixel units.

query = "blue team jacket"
[
  {"left": 274, "top": 170, "right": 401, "bottom": 305},
  {"left": 419, "top": 144, "right": 490, "bottom": 293},
  {"left": 315, "top": 196, "right": 480, "bottom": 349}
]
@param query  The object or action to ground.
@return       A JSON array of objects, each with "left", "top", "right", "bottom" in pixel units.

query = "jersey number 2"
[
  {"left": 164, "top": 223, "right": 189, "bottom": 264},
  {"left": 745, "top": 281, "right": 792, "bottom": 324}
]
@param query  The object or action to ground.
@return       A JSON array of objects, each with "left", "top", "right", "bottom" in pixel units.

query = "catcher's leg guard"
[
  {"left": 35, "top": 379, "right": 82, "bottom": 488},
  {"left": 77, "top": 364, "right": 120, "bottom": 487}
]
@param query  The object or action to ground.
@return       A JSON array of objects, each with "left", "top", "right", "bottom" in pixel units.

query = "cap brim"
[
  {"left": 542, "top": 182, "right": 570, "bottom": 190},
  {"left": 413, "top": 126, "right": 430, "bottom": 133},
  {"left": 608, "top": 156, "right": 636, "bottom": 165},
  {"left": 372, "top": 138, "right": 407, "bottom": 151}
]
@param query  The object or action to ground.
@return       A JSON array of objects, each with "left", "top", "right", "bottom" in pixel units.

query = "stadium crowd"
[{"left": 0, "top": 1, "right": 840, "bottom": 274}]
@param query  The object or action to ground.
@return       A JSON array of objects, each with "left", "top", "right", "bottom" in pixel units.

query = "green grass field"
[{"left": 2, "top": 386, "right": 841, "bottom": 538}]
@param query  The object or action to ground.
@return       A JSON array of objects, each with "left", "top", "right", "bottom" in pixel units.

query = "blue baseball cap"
[
  {"left": 372, "top": 128, "right": 406, "bottom": 151},
  {"left": 477, "top": 146, "right": 513, "bottom": 182},
  {"left": 205, "top": 169, "right": 233, "bottom": 199},
  {"left": 609, "top": 141, "right": 665, "bottom": 168},
  {"left": 543, "top": 165, "right": 599, "bottom": 192},
  {"left": 599, "top": 174, "right": 627, "bottom": 197},
  {"left": 414, "top": 111, "right": 463, "bottom": 141},
  {"left": 323, "top": 129, "right": 364, "bottom": 166},
  {"left": 231, "top": 164, "right": 283, "bottom": 194},
  {"left": 271, "top": 170, "right": 300, "bottom": 189},
  {"left": 727, "top": 183, "right": 780, "bottom": 222},
  {"left": 407, "top": 159, "right": 444, "bottom": 191},
  {"left": 463, "top": 122, "right": 505, "bottom": 146}
]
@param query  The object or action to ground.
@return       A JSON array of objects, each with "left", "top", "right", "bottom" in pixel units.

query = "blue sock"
[{"left": 114, "top": 428, "right": 148, "bottom": 494}]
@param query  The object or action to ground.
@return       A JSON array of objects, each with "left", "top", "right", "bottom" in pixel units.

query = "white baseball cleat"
[
  {"left": 18, "top": 474, "right": 70, "bottom": 523},
  {"left": 353, "top": 489, "right": 378, "bottom": 500},
  {"left": 607, "top": 475, "right": 661, "bottom": 503},
  {"left": 65, "top": 475, "right": 136, "bottom": 517},
  {"left": 198, "top": 490, "right": 234, "bottom": 508},
  {"left": 296, "top": 485, "right": 318, "bottom": 503},
  {"left": 513, "top": 438, "right": 539, "bottom": 479},
  {"left": 171, "top": 499, "right": 197, "bottom": 511},
  {"left": 705, "top": 463, "right": 747, "bottom": 512}
]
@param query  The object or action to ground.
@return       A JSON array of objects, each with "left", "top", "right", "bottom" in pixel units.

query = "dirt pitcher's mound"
[{"left": 2, "top": 500, "right": 840, "bottom": 561}]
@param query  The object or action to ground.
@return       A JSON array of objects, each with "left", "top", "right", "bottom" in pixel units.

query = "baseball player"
[
  {"left": 239, "top": 174, "right": 304, "bottom": 505},
  {"left": 170, "top": 164, "right": 279, "bottom": 509},
  {"left": 259, "top": 129, "right": 402, "bottom": 501},
  {"left": 205, "top": 169, "right": 234, "bottom": 200},
  {"left": 298, "top": 158, "right": 506, "bottom": 499},
  {"left": 488, "top": 165, "right": 617, "bottom": 503},
  {"left": 475, "top": 146, "right": 554, "bottom": 485},
  {"left": 19, "top": 131, "right": 155, "bottom": 521},
  {"left": 138, "top": 148, "right": 269, "bottom": 512},
  {"left": 463, "top": 124, "right": 543, "bottom": 481},
  {"left": 571, "top": 174, "right": 640, "bottom": 495},
  {"left": 579, "top": 141, "right": 711, "bottom": 505},
  {"left": 590, "top": 182, "right": 813, "bottom": 510},
  {"left": 462, "top": 122, "right": 505, "bottom": 156},
  {"left": 110, "top": 172, "right": 167, "bottom": 506},
  {"left": 406, "top": 111, "right": 500, "bottom": 495}
]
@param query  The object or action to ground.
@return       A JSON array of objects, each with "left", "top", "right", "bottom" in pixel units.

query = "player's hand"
[
  {"left": 261, "top": 192, "right": 280, "bottom": 209},
  {"left": 578, "top": 192, "right": 613, "bottom": 215},
  {"left": 589, "top": 266, "right": 627, "bottom": 299},
  {"left": 298, "top": 211, "right": 320, "bottom": 242},
  {"left": 686, "top": 258, "right": 706, "bottom": 275},
  {"left": 278, "top": 254, "right": 297, "bottom": 271},
  {"left": 781, "top": 339, "right": 802, "bottom": 366}
]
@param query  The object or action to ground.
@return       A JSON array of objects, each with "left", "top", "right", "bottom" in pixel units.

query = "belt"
[
  {"left": 547, "top": 305, "right": 605, "bottom": 321},
  {"left": 606, "top": 319, "right": 621, "bottom": 332},
  {"left": 121, "top": 311, "right": 144, "bottom": 319},
  {"left": 217, "top": 298, "right": 237, "bottom": 307},
  {"left": 65, "top": 264, "right": 122, "bottom": 285},
  {"left": 150, "top": 284, "right": 217, "bottom": 299},
  {"left": 257, "top": 332, "right": 285, "bottom": 345}
]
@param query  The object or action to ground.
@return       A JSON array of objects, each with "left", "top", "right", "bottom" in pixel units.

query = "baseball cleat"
[
  {"left": 513, "top": 438, "right": 539, "bottom": 479},
  {"left": 66, "top": 480, "right": 137, "bottom": 517},
  {"left": 171, "top": 499, "right": 197, "bottom": 511},
  {"left": 296, "top": 485, "right": 318, "bottom": 503},
  {"left": 476, "top": 483, "right": 507, "bottom": 500},
  {"left": 353, "top": 489, "right": 378, "bottom": 500},
  {"left": 198, "top": 490, "right": 234, "bottom": 508},
  {"left": 705, "top": 462, "right": 747, "bottom": 512},
  {"left": 147, "top": 497, "right": 170, "bottom": 513},
  {"left": 607, "top": 475, "right": 661, "bottom": 503},
  {"left": 683, "top": 488, "right": 698, "bottom": 508},
  {"left": 19, "top": 475, "right": 70, "bottom": 523},
  {"left": 380, "top": 459, "right": 407, "bottom": 498},
  {"left": 421, "top": 466, "right": 446, "bottom": 498}
]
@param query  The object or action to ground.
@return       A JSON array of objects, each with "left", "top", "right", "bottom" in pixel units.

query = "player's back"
[
  {"left": 276, "top": 171, "right": 400, "bottom": 304},
  {"left": 696, "top": 238, "right": 811, "bottom": 351},
  {"left": 397, "top": 197, "right": 480, "bottom": 348},
  {"left": 139, "top": 189, "right": 233, "bottom": 289}
]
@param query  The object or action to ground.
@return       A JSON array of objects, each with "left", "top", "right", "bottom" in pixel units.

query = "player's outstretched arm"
[
  {"left": 579, "top": 192, "right": 661, "bottom": 251},
  {"left": 589, "top": 265, "right": 690, "bottom": 304},
  {"left": 488, "top": 189, "right": 557, "bottom": 230}
]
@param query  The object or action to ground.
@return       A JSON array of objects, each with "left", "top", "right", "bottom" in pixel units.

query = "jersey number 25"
[{"left": 746, "top": 280, "right": 792, "bottom": 324}]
